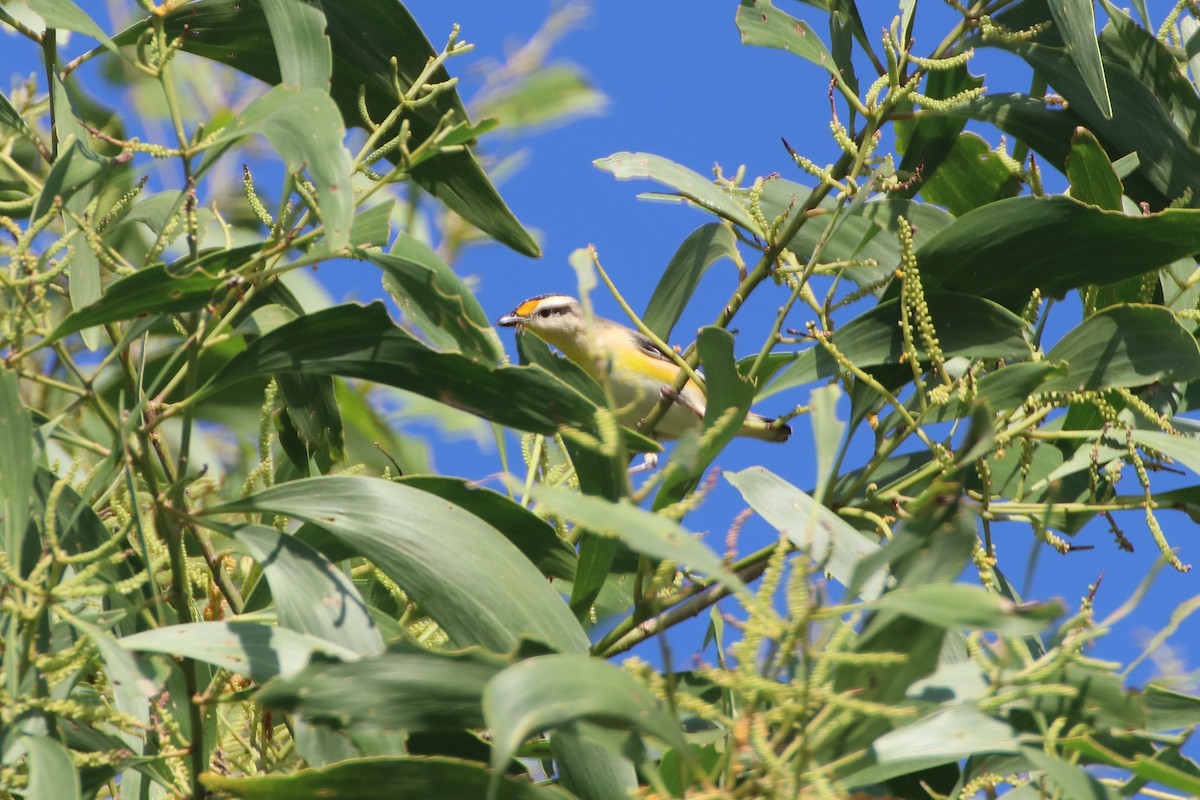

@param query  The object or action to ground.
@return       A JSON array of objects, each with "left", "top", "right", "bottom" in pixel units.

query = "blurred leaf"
[
  {"left": 112, "top": 190, "right": 215, "bottom": 240},
  {"left": 1067, "top": 127, "right": 1123, "bottom": 210},
  {"left": 758, "top": 293, "right": 1031, "bottom": 399},
  {"left": 1047, "top": 0, "right": 1111, "bottom": 118},
  {"left": 32, "top": 135, "right": 108, "bottom": 222},
  {"left": 127, "top": 0, "right": 540, "bottom": 256},
  {"left": 26, "top": 0, "right": 118, "bottom": 53},
  {"left": 350, "top": 200, "right": 393, "bottom": 248},
  {"left": 643, "top": 222, "right": 738, "bottom": 340},
  {"left": 478, "top": 64, "right": 607, "bottom": 130},
  {"left": 1040, "top": 304, "right": 1200, "bottom": 392},
  {"left": 0, "top": 370, "right": 33, "bottom": 579},
  {"left": 200, "top": 302, "right": 654, "bottom": 449},
  {"left": 276, "top": 372, "right": 345, "bottom": 472},
  {"left": 810, "top": 383, "right": 844, "bottom": 502},
  {"left": 397, "top": 476, "right": 577, "bottom": 580},
  {"left": 21, "top": 736, "right": 81, "bottom": 800},
  {"left": 595, "top": 152, "right": 760, "bottom": 234},
  {"left": 735, "top": 0, "right": 835, "bottom": 75},
  {"left": 484, "top": 654, "right": 687, "bottom": 775},
  {"left": 526, "top": 482, "right": 763, "bottom": 612},
  {"left": 551, "top": 731, "right": 638, "bottom": 800},
  {"left": 203, "top": 756, "right": 571, "bottom": 799},
  {"left": 118, "top": 622, "right": 359, "bottom": 683},
  {"left": 230, "top": 524, "right": 382, "bottom": 655},
  {"left": 914, "top": 196, "right": 1200, "bottom": 308},
  {"left": 725, "top": 466, "right": 885, "bottom": 600},
  {"left": 0, "top": 90, "right": 36, "bottom": 140},
  {"left": 257, "top": 643, "right": 504, "bottom": 730},
  {"left": 1022, "top": 747, "right": 1111, "bottom": 799},
  {"left": 261, "top": 0, "right": 331, "bottom": 89},
  {"left": 866, "top": 584, "right": 1063, "bottom": 635},
  {"left": 916, "top": 132, "right": 1021, "bottom": 215},
  {"left": 198, "top": 85, "right": 352, "bottom": 250},
  {"left": 372, "top": 236, "right": 502, "bottom": 361},
  {"left": 209, "top": 476, "right": 590, "bottom": 654},
  {"left": 654, "top": 327, "right": 756, "bottom": 509}
]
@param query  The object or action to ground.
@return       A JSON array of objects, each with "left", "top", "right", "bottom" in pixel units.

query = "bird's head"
[{"left": 497, "top": 294, "right": 585, "bottom": 345}]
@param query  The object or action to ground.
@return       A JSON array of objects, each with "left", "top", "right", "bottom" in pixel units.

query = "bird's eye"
[{"left": 538, "top": 308, "right": 553, "bottom": 318}]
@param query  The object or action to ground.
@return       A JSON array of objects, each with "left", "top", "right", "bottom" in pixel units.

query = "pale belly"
[{"left": 608, "top": 362, "right": 706, "bottom": 439}]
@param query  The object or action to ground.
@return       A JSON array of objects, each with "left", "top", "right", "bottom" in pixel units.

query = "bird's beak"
[{"left": 497, "top": 312, "right": 526, "bottom": 328}]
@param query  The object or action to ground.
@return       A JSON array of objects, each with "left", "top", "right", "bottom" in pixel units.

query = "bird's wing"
[{"left": 628, "top": 330, "right": 707, "bottom": 383}]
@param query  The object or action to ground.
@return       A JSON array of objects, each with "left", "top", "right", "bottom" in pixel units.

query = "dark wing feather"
[{"left": 629, "top": 330, "right": 706, "bottom": 383}]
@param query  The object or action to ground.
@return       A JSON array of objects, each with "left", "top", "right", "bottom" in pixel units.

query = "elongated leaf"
[
  {"left": 199, "top": 85, "right": 352, "bottom": 250},
  {"left": 0, "top": 89, "right": 37, "bottom": 142},
  {"left": 1022, "top": 748, "right": 1110, "bottom": 799},
  {"left": 32, "top": 135, "right": 107, "bottom": 221},
  {"left": 397, "top": 476, "right": 577, "bottom": 580},
  {"left": 0, "top": 370, "right": 33, "bottom": 579},
  {"left": 261, "top": 0, "right": 331, "bottom": 90},
  {"left": 726, "top": 466, "right": 885, "bottom": 600},
  {"left": 551, "top": 731, "right": 638, "bottom": 800},
  {"left": 916, "top": 132, "right": 1021, "bottom": 215},
  {"left": 1047, "top": 0, "right": 1111, "bottom": 118},
  {"left": 643, "top": 223, "right": 738, "bottom": 339},
  {"left": 22, "top": 736, "right": 81, "bottom": 800},
  {"left": 118, "top": 622, "right": 359, "bottom": 683},
  {"left": 735, "top": 0, "right": 835, "bottom": 74},
  {"left": 257, "top": 643, "right": 504, "bottom": 730},
  {"left": 525, "top": 483, "right": 761, "bottom": 610},
  {"left": 595, "top": 152, "right": 760, "bottom": 234},
  {"left": 1067, "top": 127, "right": 1123, "bottom": 210},
  {"left": 654, "top": 327, "right": 756, "bottom": 509},
  {"left": 209, "top": 476, "right": 589, "bottom": 654},
  {"left": 203, "top": 756, "right": 571, "bottom": 799},
  {"left": 758, "top": 292, "right": 1031, "bottom": 399},
  {"left": 1040, "top": 304, "right": 1200, "bottom": 392},
  {"left": 199, "top": 301, "right": 645, "bottom": 444},
  {"left": 484, "top": 655, "right": 687, "bottom": 775},
  {"left": 914, "top": 196, "right": 1200, "bottom": 307},
  {"left": 121, "top": 0, "right": 538, "bottom": 256},
  {"left": 866, "top": 584, "right": 1062, "bottom": 635},
  {"left": 371, "top": 237, "right": 502, "bottom": 361},
  {"left": 26, "top": 0, "right": 118, "bottom": 52},
  {"left": 230, "top": 524, "right": 382, "bottom": 655},
  {"left": 896, "top": 64, "right": 984, "bottom": 199}
]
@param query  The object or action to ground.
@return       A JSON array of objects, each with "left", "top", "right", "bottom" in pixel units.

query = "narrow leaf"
[
  {"left": 1066, "top": 127, "right": 1123, "bottom": 210},
  {"left": 1047, "top": 0, "right": 1111, "bottom": 118},
  {"left": 22, "top": 736, "right": 81, "bottom": 800},
  {"left": 261, "top": 0, "right": 331, "bottom": 90},
  {"left": 0, "top": 370, "right": 33, "bottom": 578},
  {"left": 643, "top": 223, "right": 738, "bottom": 339}
]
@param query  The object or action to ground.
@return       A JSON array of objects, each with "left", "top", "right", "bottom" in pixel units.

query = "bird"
[{"left": 497, "top": 293, "right": 791, "bottom": 444}]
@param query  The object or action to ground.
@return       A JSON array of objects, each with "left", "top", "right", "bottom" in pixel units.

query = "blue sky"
[{"left": 2, "top": 1, "right": 1196, "bottom": 682}]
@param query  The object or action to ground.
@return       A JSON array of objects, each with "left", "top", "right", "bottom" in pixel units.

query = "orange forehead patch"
[{"left": 514, "top": 298, "right": 544, "bottom": 317}]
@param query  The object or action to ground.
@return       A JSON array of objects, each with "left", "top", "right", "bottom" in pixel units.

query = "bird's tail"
[{"left": 740, "top": 412, "right": 791, "bottom": 443}]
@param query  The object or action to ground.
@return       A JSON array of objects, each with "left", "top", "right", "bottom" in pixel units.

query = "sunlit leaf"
[
  {"left": 261, "top": 0, "right": 331, "bottom": 90},
  {"left": 643, "top": 223, "right": 738, "bottom": 340}
]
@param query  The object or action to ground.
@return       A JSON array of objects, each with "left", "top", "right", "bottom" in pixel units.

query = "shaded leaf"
[
  {"left": 866, "top": 584, "right": 1063, "bottom": 635},
  {"left": 118, "top": 622, "right": 359, "bottom": 683},
  {"left": 32, "top": 135, "right": 108, "bottom": 222},
  {"left": 643, "top": 223, "right": 738, "bottom": 340},
  {"left": 0, "top": 370, "right": 33, "bottom": 579},
  {"left": 372, "top": 236, "right": 502, "bottom": 361},
  {"left": 484, "top": 655, "right": 687, "bottom": 775},
  {"left": 261, "top": 0, "right": 331, "bottom": 90},
  {"left": 1047, "top": 0, "right": 1111, "bottom": 118},
  {"left": 22, "top": 736, "right": 81, "bottom": 800},
  {"left": 203, "top": 756, "right": 571, "bottom": 799},
  {"left": 896, "top": 64, "right": 984, "bottom": 199},
  {"left": 1067, "top": 127, "right": 1123, "bottom": 210},
  {"left": 1040, "top": 304, "right": 1200, "bottom": 392},
  {"left": 208, "top": 476, "right": 589, "bottom": 654},
  {"left": 916, "top": 132, "right": 1021, "bottom": 215}
]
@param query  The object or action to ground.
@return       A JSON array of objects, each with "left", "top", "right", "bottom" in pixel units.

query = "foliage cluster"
[{"left": 3, "top": 1, "right": 1200, "bottom": 799}]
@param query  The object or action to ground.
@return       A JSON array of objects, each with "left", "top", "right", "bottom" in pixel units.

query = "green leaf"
[
  {"left": 525, "top": 483, "right": 763, "bottom": 612},
  {"left": 758, "top": 293, "right": 1031, "bottom": 399},
  {"left": 127, "top": 0, "right": 539, "bottom": 256},
  {"left": 261, "top": 0, "right": 331, "bottom": 90},
  {"left": 0, "top": 370, "right": 33, "bottom": 580},
  {"left": 476, "top": 64, "right": 607, "bottom": 131},
  {"left": 643, "top": 223, "right": 738, "bottom": 340},
  {"left": 1047, "top": 0, "right": 1111, "bottom": 118},
  {"left": 896, "top": 64, "right": 984, "bottom": 199},
  {"left": 118, "top": 622, "right": 359, "bottom": 683},
  {"left": 653, "top": 327, "right": 756, "bottom": 509},
  {"left": 1022, "top": 747, "right": 1112, "bottom": 799},
  {"left": 276, "top": 371, "right": 345, "bottom": 472},
  {"left": 594, "top": 152, "right": 761, "bottom": 234},
  {"left": 0, "top": 89, "right": 37, "bottom": 141},
  {"left": 349, "top": 200, "right": 393, "bottom": 248},
  {"left": 22, "top": 736, "right": 81, "bottom": 800},
  {"left": 810, "top": 383, "right": 844, "bottom": 502},
  {"left": 976, "top": 362, "right": 1067, "bottom": 411},
  {"left": 725, "top": 466, "right": 885, "bottom": 600},
  {"left": 396, "top": 476, "right": 577, "bottom": 581},
  {"left": 916, "top": 132, "right": 1021, "bottom": 215},
  {"left": 203, "top": 756, "right": 572, "bottom": 799},
  {"left": 1040, "top": 305, "right": 1200, "bottom": 392},
  {"left": 735, "top": 0, "right": 836, "bottom": 74},
  {"left": 31, "top": 135, "right": 108, "bottom": 222},
  {"left": 484, "top": 655, "right": 687, "bottom": 775},
  {"left": 229, "top": 524, "right": 382, "bottom": 655},
  {"left": 207, "top": 476, "right": 589, "bottom": 654},
  {"left": 372, "top": 236, "right": 503, "bottom": 361},
  {"left": 200, "top": 302, "right": 656, "bottom": 447},
  {"left": 551, "top": 731, "right": 638, "bottom": 800},
  {"left": 26, "top": 0, "right": 118, "bottom": 53},
  {"left": 914, "top": 196, "right": 1200, "bottom": 308},
  {"left": 1067, "top": 127, "right": 1123, "bottom": 210},
  {"left": 866, "top": 584, "right": 1063, "bottom": 635},
  {"left": 198, "top": 85, "right": 352, "bottom": 250},
  {"left": 257, "top": 643, "right": 504, "bottom": 730}
]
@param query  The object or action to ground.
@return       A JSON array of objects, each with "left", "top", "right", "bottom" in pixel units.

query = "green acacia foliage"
[{"left": 4, "top": 1, "right": 1200, "bottom": 799}]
